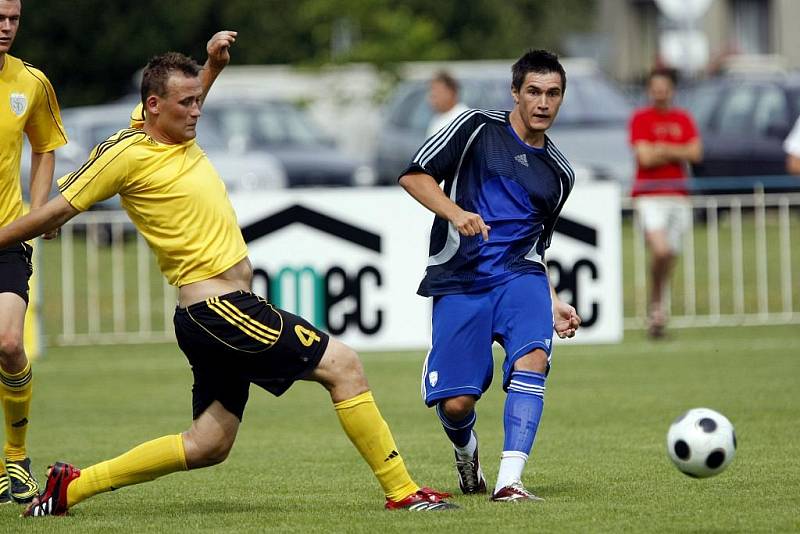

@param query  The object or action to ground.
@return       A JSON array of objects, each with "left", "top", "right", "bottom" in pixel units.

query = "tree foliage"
[{"left": 12, "top": 0, "right": 594, "bottom": 107}]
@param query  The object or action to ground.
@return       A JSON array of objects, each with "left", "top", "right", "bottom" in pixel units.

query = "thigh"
[
  {"left": 0, "top": 292, "right": 27, "bottom": 338},
  {"left": 422, "top": 291, "right": 495, "bottom": 407},
  {"left": 493, "top": 273, "right": 553, "bottom": 386}
]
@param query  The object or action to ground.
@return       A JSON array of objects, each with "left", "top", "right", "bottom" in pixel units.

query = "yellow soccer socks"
[
  {"left": 66, "top": 434, "right": 187, "bottom": 507},
  {"left": 334, "top": 391, "right": 419, "bottom": 502},
  {"left": 0, "top": 361, "right": 33, "bottom": 461}
]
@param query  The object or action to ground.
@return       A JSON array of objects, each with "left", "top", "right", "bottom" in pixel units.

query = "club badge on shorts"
[
  {"left": 10, "top": 93, "right": 27, "bottom": 116},
  {"left": 428, "top": 371, "right": 439, "bottom": 387}
]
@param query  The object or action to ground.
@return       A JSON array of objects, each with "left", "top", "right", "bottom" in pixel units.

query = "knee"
[
  {"left": 513, "top": 350, "right": 548, "bottom": 374},
  {"left": 182, "top": 432, "right": 234, "bottom": 469},
  {"left": 440, "top": 396, "right": 476, "bottom": 420},
  {"left": 0, "top": 330, "right": 24, "bottom": 362},
  {"left": 321, "top": 340, "right": 369, "bottom": 394}
]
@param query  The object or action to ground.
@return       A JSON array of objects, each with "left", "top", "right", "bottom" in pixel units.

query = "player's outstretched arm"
[
  {"left": 200, "top": 30, "right": 237, "bottom": 105},
  {"left": 0, "top": 195, "right": 79, "bottom": 249}
]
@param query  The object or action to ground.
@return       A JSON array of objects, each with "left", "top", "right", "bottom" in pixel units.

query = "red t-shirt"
[{"left": 629, "top": 106, "right": 699, "bottom": 196}]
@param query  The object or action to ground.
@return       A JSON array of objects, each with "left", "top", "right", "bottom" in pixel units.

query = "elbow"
[
  {"left": 787, "top": 155, "right": 800, "bottom": 176},
  {"left": 398, "top": 174, "right": 414, "bottom": 192}
]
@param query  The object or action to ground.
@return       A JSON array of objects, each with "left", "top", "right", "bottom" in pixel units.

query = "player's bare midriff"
[{"left": 177, "top": 256, "right": 253, "bottom": 308}]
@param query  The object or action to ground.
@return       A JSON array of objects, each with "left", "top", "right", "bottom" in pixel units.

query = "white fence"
[
  {"left": 623, "top": 190, "right": 800, "bottom": 329},
  {"left": 36, "top": 189, "right": 800, "bottom": 346},
  {"left": 48, "top": 210, "right": 176, "bottom": 345}
]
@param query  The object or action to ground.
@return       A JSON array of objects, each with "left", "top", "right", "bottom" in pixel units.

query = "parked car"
[
  {"left": 21, "top": 102, "right": 287, "bottom": 207},
  {"left": 684, "top": 72, "right": 800, "bottom": 192},
  {"left": 373, "top": 59, "right": 636, "bottom": 187},
  {"left": 196, "top": 96, "right": 376, "bottom": 187}
]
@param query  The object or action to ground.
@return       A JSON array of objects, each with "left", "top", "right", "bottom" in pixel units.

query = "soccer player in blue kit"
[{"left": 399, "top": 50, "right": 581, "bottom": 502}]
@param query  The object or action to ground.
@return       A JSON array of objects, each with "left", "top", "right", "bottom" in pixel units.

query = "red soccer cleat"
[
  {"left": 490, "top": 481, "right": 544, "bottom": 502},
  {"left": 22, "top": 462, "right": 81, "bottom": 517},
  {"left": 385, "top": 486, "right": 458, "bottom": 511}
]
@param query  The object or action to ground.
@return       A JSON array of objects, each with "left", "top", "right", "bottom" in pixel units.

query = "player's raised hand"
[
  {"left": 553, "top": 299, "right": 581, "bottom": 339},
  {"left": 206, "top": 30, "right": 237, "bottom": 71},
  {"left": 452, "top": 209, "right": 491, "bottom": 242}
]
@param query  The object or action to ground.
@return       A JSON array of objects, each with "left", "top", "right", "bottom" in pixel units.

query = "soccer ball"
[{"left": 666, "top": 408, "right": 736, "bottom": 478}]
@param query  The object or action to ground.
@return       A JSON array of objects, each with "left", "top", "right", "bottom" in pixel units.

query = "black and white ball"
[{"left": 666, "top": 408, "right": 736, "bottom": 478}]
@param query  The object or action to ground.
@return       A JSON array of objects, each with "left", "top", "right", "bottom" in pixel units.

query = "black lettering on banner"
[
  {"left": 251, "top": 264, "right": 385, "bottom": 336},
  {"left": 356, "top": 266, "right": 383, "bottom": 335},
  {"left": 325, "top": 265, "right": 384, "bottom": 335},
  {"left": 325, "top": 266, "right": 350, "bottom": 335},
  {"left": 547, "top": 258, "right": 599, "bottom": 328}
]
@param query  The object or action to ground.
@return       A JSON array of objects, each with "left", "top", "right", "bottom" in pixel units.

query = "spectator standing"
[
  {"left": 426, "top": 71, "right": 469, "bottom": 138},
  {"left": 629, "top": 68, "right": 702, "bottom": 339}
]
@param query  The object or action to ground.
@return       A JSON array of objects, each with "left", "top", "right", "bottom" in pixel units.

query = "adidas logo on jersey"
[{"left": 514, "top": 154, "right": 529, "bottom": 167}]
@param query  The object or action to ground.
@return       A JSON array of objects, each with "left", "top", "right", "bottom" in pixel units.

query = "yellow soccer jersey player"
[
  {"left": 0, "top": 40, "right": 455, "bottom": 517},
  {"left": 0, "top": 54, "right": 67, "bottom": 228},
  {"left": 57, "top": 127, "right": 248, "bottom": 287}
]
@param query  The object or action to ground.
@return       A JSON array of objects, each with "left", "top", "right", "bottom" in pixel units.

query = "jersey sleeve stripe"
[
  {"left": 21, "top": 63, "right": 68, "bottom": 145},
  {"left": 413, "top": 109, "right": 506, "bottom": 170},
  {"left": 545, "top": 143, "right": 575, "bottom": 186},
  {"left": 58, "top": 130, "right": 146, "bottom": 192}
]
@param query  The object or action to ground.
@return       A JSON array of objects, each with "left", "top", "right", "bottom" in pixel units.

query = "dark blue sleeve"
[{"left": 398, "top": 110, "right": 484, "bottom": 183}]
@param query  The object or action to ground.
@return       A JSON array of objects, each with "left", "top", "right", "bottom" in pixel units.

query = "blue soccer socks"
[
  {"left": 496, "top": 370, "right": 546, "bottom": 491},
  {"left": 436, "top": 403, "right": 476, "bottom": 451}
]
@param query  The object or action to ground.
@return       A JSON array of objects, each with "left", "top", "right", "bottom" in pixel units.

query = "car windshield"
[
  {"left": 387, "top": 74, "right": 630, "bottom": 132},
  {"left": 197, "top": 101, "right": 325, "bottom": 151}
]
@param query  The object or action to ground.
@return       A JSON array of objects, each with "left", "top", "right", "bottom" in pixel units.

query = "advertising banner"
[{"left": 230, "top": 183, "right": 621, "bottom": 351}]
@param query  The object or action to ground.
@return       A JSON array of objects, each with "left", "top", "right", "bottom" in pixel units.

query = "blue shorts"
[{"left": 421, "top": 272, "right": 553, "bottom": 407}]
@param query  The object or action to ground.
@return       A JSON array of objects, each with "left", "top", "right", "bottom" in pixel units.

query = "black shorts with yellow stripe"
[{"left": 173, "top": 290, "right": 329, "bottom": 421}]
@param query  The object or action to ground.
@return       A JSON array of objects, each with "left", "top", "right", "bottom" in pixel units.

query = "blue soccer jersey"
[{"left": 401, "top": 109, "right": 575, "bottom": 297}]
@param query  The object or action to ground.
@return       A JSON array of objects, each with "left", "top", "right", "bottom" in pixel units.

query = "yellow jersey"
[
  {"left": 129, "top": 103, "right": 145, "bottom": 129},
  {"left": 57, "top": 128, "right": 248, "bottom": 287},
  {"left": 0, "top": 55, "right": 67, "bottom": 228}
]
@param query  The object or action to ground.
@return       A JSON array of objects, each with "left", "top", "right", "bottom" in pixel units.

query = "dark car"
[
  {"left": 373, "top": 59, "right": 636, "bottom": 187},
  {"left": 685, "top": 73, "right": 800, "bottom": 192}
]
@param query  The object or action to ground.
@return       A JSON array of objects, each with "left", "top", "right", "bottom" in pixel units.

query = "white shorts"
[{"left": 635, "top": 196, "right": 691, "bottom": 252}]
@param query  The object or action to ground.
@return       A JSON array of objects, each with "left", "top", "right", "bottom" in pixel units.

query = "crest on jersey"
[
  {"left": 10, "top": 93, "right": 27, "bottom": 116},
  {"left": 428, "top": 371, "right": 439, "bottom": 387}
]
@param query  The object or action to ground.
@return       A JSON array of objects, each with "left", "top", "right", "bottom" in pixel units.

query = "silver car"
[{"left": 374, "top": 59, "right": 635, "bottom": 188}]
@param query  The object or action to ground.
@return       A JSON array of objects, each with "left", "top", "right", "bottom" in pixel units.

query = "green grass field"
[{"left": 3, "top": 325, "right": 799, "bottom": 532}]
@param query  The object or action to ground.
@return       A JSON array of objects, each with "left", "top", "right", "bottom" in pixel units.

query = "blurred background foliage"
[{"left": 13, "top": 0, "right": 595, "bottom": 107}]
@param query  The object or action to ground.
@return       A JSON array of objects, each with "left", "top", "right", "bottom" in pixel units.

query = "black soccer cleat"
[
  {"left": 454, "top": 431, "right": 487, "bottom": 494},
  {"left": 5, "top": 458, "right": 39, "bottom": 504}
]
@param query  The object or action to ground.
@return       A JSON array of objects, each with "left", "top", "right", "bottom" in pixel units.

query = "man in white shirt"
[
  {"left": 784, "top": 116, "right": 800, "bottom": 175},
  {"left": 426, "top": 71, "right": 469, "bottom": 138}
]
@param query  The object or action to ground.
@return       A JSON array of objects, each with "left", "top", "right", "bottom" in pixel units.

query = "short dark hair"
[
  {"left": 512, "top": 49, "right": 566, "bottom": 92},
  {"left": 431, "top": 70, "right": 460, "bottom": 93},
  {"left": 140, "top": 52, "right": 202, "bottom": 106},
  {"left": 648, "top": 67, "right": 678, "bottom": 86}
]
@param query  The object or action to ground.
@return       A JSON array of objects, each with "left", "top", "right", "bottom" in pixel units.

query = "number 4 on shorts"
[{"left": 294, "top": 325, "right": 321, "bottom": 347}]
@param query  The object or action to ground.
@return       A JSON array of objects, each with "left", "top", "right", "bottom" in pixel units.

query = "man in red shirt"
[{"left": 629, "top": 68, "right": 702, "bottom": 338}]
